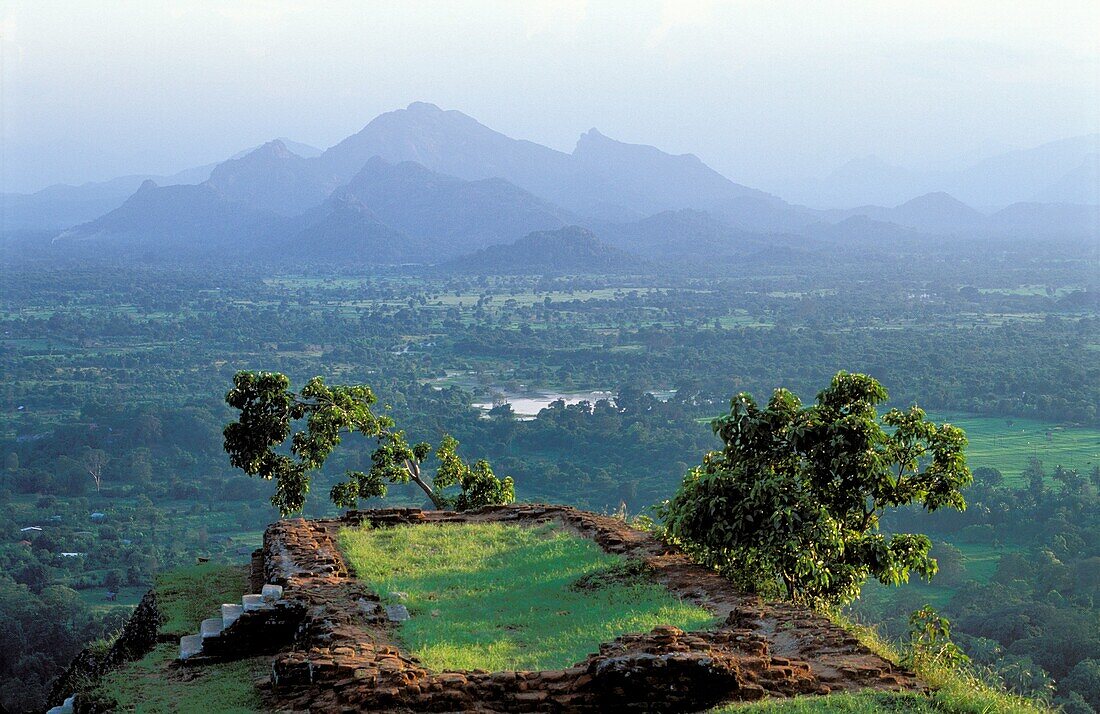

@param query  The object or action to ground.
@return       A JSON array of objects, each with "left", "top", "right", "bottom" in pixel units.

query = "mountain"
[
  {"left": 35, "top": 102, "right": 1095, "bottom": 255},
  {"left": 56, "top": 180, "right": 277, "bottom": 255},
  {"left": 832, "top": 192, "right": 987, "bottom": 234},
  {"left": 1, "top": 164, "right": 215, "bottom": 231},
  {"left": 950, "top": 134, "right": 1100, "bottom": 207},
  {"left": 800, "top": 215, "right": 923, "bottom": 245},
  {"left": 788, "top": 134, "right": 1100, "bottom": 209},
  {"left": 331, "top": 158, "right": 571, "bottom": 257},
  {"left": 566, "top": 128, "right": 782, "bottom": 220},
  {"left": 1, "top": 138, "right": 321, "bottom": 231},
  {"left": 1032, "top": 154, "right": 1100, "bottom": 205},
  {"left": 313, "top": 102, "right": 801, "bottom": 227},
  {"left": 987, "top": 202, "right": 1100, "bottom": 240},
  {"left": 281, "top": 193, "right": 419, "bottom": 264},
  {"left": 444, "top": 226, "right": 645, "bottom": 274},
  {"left": 207, "top": 140, "right": 336, "bottom": 216},
  {"left": 229, "top": 137, "right": 322, "bottom": 160},
  {"left": 315, "top": 102, "right": 575, "bottom": 203},
  {"left": 593, "top": 209, "right": 771, "bottom": 262}
]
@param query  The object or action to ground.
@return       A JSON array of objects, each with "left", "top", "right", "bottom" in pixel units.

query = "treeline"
[{"left": 857, "top": 461, "right": 1100, "bottom": 711}]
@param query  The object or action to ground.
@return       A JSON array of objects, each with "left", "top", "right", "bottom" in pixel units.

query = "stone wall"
[
  {"left": 45, "top": 589, "right": 161, "bottom": 709},
  {"left": 262, "top": 504, "right": 919, "bottom": 713}
]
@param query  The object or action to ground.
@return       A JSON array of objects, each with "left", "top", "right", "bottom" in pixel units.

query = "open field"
[
  {"left": 927, "top": 412, "right": 1099, "bottom": 483},
  {"left": 338, "top": 521, "right": 715, "bottom": 671}
]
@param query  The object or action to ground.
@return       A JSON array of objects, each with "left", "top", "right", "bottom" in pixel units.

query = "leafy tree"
[
  {"left": 906, "top": 605, "right": 970, "bottom": 669},
  {"left": 661, "top": 372, "right": 972, "bottom": 605},
  {"left": 223, "top": 371, "right": 514, "bottom": 515},
  {"left": 1061, "top": 659, "right": 1100, "bottom": 712}
]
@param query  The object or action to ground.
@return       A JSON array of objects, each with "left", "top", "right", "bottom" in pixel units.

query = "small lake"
[
  {"left": 426, "top": 371, "right": 675, "bottom": 419},
  {"left": 472, "top": 390, "right": 618, "bottom": 418}
]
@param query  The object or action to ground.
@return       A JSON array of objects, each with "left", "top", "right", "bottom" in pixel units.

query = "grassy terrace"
[
  {"left": 87, "top": 564, "right": 266, "bottom": 713},
  {"left": 338, "top": 522, "right": 716, "bottom": 671}
]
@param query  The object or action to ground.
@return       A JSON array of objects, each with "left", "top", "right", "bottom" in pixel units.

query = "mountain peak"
[
  {"left": 406, "top": 101, "right": 443, "bottom": 113},
  {"left": 897, "top": 191, "right": 975, "bottom": 211}
]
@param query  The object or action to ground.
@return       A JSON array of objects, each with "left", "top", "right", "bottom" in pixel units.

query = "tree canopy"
[
  {"left": 661, "top": 371, "right": 972, "bottom": 606},
  {"left": 223, "top": 371, "right": 514, "bottom": 515}
]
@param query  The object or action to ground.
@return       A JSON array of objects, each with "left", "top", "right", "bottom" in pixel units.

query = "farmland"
[{"left": 0, "top": 239, "right": 1096, "bottom": 709}]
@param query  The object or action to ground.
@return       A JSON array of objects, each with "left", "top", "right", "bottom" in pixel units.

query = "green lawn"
[{"left": 338, "top": 522, "right": 715, "bottom": 671}]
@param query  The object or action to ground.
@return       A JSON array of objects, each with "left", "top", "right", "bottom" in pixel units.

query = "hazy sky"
[{"left": 2, "top": 0, "right": 1098, "bottom": 193}]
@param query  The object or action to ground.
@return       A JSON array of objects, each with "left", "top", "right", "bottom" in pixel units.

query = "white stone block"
[
  {"left": 261, "top": 583, "right": 283, "bottom": 602},
  {"left": 222, "top": 603, "right": 244, "bottom": 628},
  {"left": 242, "top": 594, "right": 264, "bottom": 612},
  {"left": 179, "top": 633, "right": 203, "bottom": 659},
  {"left": 200, "top": 617, "right": 224, "bottom": 638}
]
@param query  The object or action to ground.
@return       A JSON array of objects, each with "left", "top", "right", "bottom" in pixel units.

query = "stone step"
[
  {"left": 200, "top": 617, "right": 224, "bottom": 638},
  {"left": 242, "top": 593, "right": 264, "bottom": 612},
  {"left": 222, "top": 603, "right": 244, "bottom": 628},
  {"left": 45, "top": 694, "right": 74, "bottom": 714},
  {"left": 261, "top": 583, "right": 284, "bottom": 602},
  {"left": 179, "top": 633, "right": 203, "bottom": 660}
]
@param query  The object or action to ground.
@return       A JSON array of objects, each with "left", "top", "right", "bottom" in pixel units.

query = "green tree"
[
  {"left": 1061, "top": 659, "right": 1100, "bottom": 712},
  {"left": 661, "top": 372, "right": 972, "bottom": 605},
  {"left": 223, "top": 371, "right": 514, "bottom": 516}
]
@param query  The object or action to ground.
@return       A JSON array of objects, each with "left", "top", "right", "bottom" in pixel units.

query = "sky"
[{"left": 1, "top": 0, "right": 1098, "bottom": 194}]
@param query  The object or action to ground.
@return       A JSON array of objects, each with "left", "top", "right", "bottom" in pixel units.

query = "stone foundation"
[{"left": 261, "top": 504, "right": 919, "bottom": 712}]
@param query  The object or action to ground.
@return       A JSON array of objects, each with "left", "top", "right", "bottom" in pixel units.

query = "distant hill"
[
  {"left": 830, "top": 192, "right": 987, "bottom": 234},
  {"left": 0, "top": 164, "right": 215, "bottom": 231},
  {"left": 206, "top": 140, "right": 336, "bottom": 216},
  {"left": 987, "top": 202, "right": 1100, "bottom": 240},
  {"left": 56, "top": 180, "right": 278, "bottom": 256},
  {"left": 332, "top": 158, "right": 572, "bottom": 258},
  {"left": 444, "top": 226, "right": 646, "bottom": 274},
  {"left": 593, "top": 209, "right": 769, "bottom": 262},
  {"left": 26, "top": 103, "right": 1096, "bottom": 258},
  {"left": 1, "top": 138, "right": 320, "bottom": 231},
  {"left": 281, "top": 193, "right": 419, "bottom": 264},
  {"left": 312, "top": 102, "right": 796, "bottom": 226},
  {"left": 787, "top": 134, "right": 1100, "bottom": 209},
  {"left": 800, "top": 215, "right": 924, "bottom": 245}
]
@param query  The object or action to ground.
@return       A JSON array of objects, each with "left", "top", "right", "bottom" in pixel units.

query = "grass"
[
  {"left": 83, "top": 563, "right": 263, "bottom": 712},
  {"left": 88, "top": 644, "right": 266, "bottom": 713},
  {"left": 709, "top": 616, "right": 1048, "bottom": 713},
  {"left": 711, "top": 690, "right": 944, "bottom": 712},
  {"left": 77, "top": 585, "right": 147, "bottom": 613},
  {"left": 338, "top": 521, "right": 716, "bottom": 671},
  {"left": 155, "top": 563, "right": 250, "bottom": 637},
  {"left": 926, "top": 412, "right": 1098, "bottom": 484},
  {"left": 692, "top": 412, "right": 1098, "bottom": 485}
]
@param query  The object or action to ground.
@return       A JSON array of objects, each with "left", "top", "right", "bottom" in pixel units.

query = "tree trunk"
[{"left": 404, "top": 459, "right": 447, "bottom": 509}]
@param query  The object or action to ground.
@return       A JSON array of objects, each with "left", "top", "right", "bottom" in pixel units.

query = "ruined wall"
[
  {"left": 46, "top": 589, "right": 161, "bottom": 709},
  {"left": 262, "top": 505, "right": 919, "bottom": 713}
]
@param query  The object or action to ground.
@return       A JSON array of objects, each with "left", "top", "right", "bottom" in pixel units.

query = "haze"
[{"left": 1, "top": 0, "right": 1098, "bottom": 196}]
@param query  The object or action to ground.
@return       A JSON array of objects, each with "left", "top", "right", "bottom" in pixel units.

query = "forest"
[{"left": 0, "top": 234, "right": 1097, "bottom": 711}]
